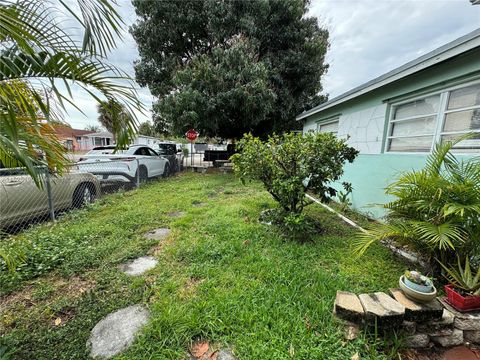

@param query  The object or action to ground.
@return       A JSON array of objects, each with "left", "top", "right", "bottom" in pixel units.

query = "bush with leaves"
[
  {"left": 354, "top": 136, "right": 480, "bottom": 271},
  {"left": 231, "top": 132, "right": 358, "bottom": 229}
]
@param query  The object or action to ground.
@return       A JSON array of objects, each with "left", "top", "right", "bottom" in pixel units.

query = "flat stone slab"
[
  {"left": 439, "top": 298, "right": 480, "bottom": 330},
  {"left": 464, "top": 330, "right": 480, "bottom": 344},
  {"left": 87, "top": 305, "right": 150, "bottom": 359},
  {"left": 120, "top": 256, "right": 158, "bottom": 276},
  {"left": 334, "top": 291, "right": 365, "bottom": 323},
  {"left": 417, "top": 308, "right": 455, "bottom": 335},
  {"left": 389, "top": 288, "right": 443, "bottom": 322},
  {"left": 167, "top": 211, "right": 185, "bottom": 218},
  {"left": 144, "top": 228, "right": 171, "bottom": 240},
  {"left": 405, "top": 333, "right": 430, "bottom": 349},
  {"left": 359, "top": 292, "right": 405, "bottom": 327},
  {"left": 431, "top": 328, "right": 463, "bottom": 347}
]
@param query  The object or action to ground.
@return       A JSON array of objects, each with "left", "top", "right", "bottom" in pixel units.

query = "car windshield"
[
  {"left": 87, "top": 147, "right": 128, "bottom": 155},
  {"left": 156, "top": 144, "right": 175, "bottom": 155}
]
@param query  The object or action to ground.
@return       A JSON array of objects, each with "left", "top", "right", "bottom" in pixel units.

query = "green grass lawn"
[{"left": 0, "top": 172, "right": 407, "bottom": 359}]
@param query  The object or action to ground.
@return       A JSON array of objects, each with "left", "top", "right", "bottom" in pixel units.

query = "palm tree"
[
  {"left": 97, "top": 98, "right": 133, "bottom": 145},
  {"left": 0, "top": 0, "right": 143, "bottom": 185},
  {"left": 353, "top": 135, "right": 480, "bottom": 272},
  {"left": 85, "top": 124, "right": 101, "bottom": 132}
]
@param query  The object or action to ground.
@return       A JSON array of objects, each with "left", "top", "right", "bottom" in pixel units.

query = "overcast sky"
[{"left": 65, "top": 0, "right": 480, "bottom": 130}]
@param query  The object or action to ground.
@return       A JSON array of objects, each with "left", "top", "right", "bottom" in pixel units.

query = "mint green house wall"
[{"left": 302, "top": 48, "right": 480, "bottom": 218}]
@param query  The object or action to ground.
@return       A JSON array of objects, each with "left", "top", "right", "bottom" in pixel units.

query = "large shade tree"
[
  {"left": 0, "top": 0, "right": 143, "bottom": 184},
  {"left": 131, "top": 0, "right": 328, "bottom": 138}
]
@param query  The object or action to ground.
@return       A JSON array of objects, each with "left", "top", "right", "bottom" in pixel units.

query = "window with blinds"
[{"left": 386, "top": 83, "right": 480, "bottom": 153}]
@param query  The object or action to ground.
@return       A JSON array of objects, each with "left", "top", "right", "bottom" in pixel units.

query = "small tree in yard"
[{"left": 231, "top": 132, "right": 358, "bottom": 233}]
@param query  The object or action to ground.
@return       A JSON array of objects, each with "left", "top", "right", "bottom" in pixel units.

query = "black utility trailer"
[{"left": 203, "top": 144, "right": 236, "bottom": 167}]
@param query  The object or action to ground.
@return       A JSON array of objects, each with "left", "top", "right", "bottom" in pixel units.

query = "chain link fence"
[{"left": 0, "top": 158, "right": 174, "bottom": 235}]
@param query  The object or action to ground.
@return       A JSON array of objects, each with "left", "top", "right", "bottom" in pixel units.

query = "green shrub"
[
  {"left": 354, "top": 136, "right": 480, "bottom": 270},
  {"left": 231, "top": 132, "right": 358, "bottom": 216}
]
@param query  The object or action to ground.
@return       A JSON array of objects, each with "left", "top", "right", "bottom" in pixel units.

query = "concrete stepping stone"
[
  {"left": 87, "top": 305, "right": 149, "bottom": 359},
  {"left": 359, "top": 292, "right": 405, "bottom": 327},
  {"left": 191, "top": 200, "right": 205, "bottom": 207},
  {"left": 389, "top": 288, "right": 443, "bottom": 322},
  {"left": 144, "top": 228, "right": 171, "bottom": 240},
  {"left": 120, "top": 256, "right": 158, "bottom": 276},
  {"left": 167, "top": 211, "right": 185, "bottom": 218},
  {"left": 334, "top": 291, "right": 364, "bottom": 323}
]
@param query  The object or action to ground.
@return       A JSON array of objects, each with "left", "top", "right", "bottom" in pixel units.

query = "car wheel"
[
  {"left": 139, "top": 166, "right": 148, "bottom": 183},
  {"left": 73, "top": 183, "right": 94, "bottom": 208},
  {"left": 163, "top": 164, "right": 171, "bottom": 178}
]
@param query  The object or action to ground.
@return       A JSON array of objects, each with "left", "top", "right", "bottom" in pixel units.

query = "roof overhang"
[{"left": 296, "top": 28, "right": 480, "bottom": 121}]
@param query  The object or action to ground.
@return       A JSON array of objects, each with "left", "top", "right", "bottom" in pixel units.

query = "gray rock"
[
  {"left": 144, "top": 228, "right": 171, "bottom": 240},
  {"left": 359, "top": 292, "right": 405, "bottom": 327},
  {"left": 87, "top": 305, "right": 150, "bottom": 358},
  {"left": 217, "top": 349, "right": 236, "bottom": 360},
  {"left": 402, "top": 321, "right": 416, "bottom": 333},
  {"left": 120, "top": 256, "right": 158, "bottom": 276},
  {"left": 167, "top": 211, "right": 185, "bottom": 218},
  {"left": 439, "top": 298, "right": 480, "bottom": 330},
  {"left": 431, "top": 328, "right": 463, "bottom": 347},
  {"left": 405, "top": 334, "right": 430, "bottom": 348},
  {"left": 344, "top": 322, "right": 360, "bottom": 340},
  {"left": 334, "top": 291, "right": 365, "bottom": 323},
  {"left": 417, "top": 308, "right": 455, "bottom": 335},
  {"left": 464, "top": 330, "right": 480, "bottom": 344},
  {"left": 389, "top": 288, "right": 443, "bottom": 322}
]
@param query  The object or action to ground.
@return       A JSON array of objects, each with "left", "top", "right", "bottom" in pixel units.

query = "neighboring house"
[
  {"left": 54, "top": 126, "right": 95, "bottom": 152},
  {"left": 298, "top": 29, "right": 480, "bottom": 218},
  {"left": 132, "top": 135, "right": 162, "bottom": 147},
  {"left": 84, "top": 131, "right": 114, "bottom": 149}
]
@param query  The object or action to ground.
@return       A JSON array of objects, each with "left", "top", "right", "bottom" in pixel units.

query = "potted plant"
[
  {"left": 439, "top": 256, "right": 480, "bottom": 312},
  {"left": 399, "top": 270, "right": 437, "bottom": 302}
]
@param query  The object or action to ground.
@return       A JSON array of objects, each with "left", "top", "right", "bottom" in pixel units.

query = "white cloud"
[{"left": 309, "top": 0, "right": 480, "bottom": 98}]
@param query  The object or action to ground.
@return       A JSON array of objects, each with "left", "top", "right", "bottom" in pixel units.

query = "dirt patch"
[
  {"left": 51, "top": 306, "right": 76, "bottom": 327},
  {"left": 1, "top": 275, "right": 96, "bottom": 315},
  {"left": 147, "top": 233, "right": 174, "bottom": 255},
  {"left": 189, "top": 341, "right": 236, "bottom": 360},
  {"left": 179, "top": 277, "right": 204, "bottom": 300}
]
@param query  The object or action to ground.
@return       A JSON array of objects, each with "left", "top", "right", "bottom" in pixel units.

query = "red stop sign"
[{"left": 185, "top": 129, "right": 199, "bottom": 141}]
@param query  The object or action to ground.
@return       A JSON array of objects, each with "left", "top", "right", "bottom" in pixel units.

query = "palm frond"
[
  {"left": 411, "top": 221, "right": 466, "bottom": 251},
  {"left": 352, "top": 220, "right": 415, "bottom": 256}
]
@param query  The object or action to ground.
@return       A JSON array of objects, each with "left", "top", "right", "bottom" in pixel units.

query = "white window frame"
[
  {"left": 316, "top": 117, "right": 339, "bottom": 136},
  {"left": 384, "top": 80, "right": 480, "bottom": 154}
]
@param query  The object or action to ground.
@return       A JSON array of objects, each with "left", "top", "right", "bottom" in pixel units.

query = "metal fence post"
[
  {"left": 136, "top": 159, "right": 140, "bottom": 188},
  {"left": 44, "top": 167, "right": 55, "bottom": 222}
]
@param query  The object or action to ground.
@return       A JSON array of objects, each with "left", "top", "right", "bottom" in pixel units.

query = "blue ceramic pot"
[{"left": 402, "top": 276, "right": 433, "bottom": 293}]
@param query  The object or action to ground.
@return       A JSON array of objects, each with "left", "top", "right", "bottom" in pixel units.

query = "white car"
[{"left": 76, "top": 145, "right": 170, "bottom": 187}]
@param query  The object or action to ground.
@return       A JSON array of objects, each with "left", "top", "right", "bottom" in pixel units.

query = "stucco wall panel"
[{"left": 336, "top": 103, "right": 387, "bottom": 154}]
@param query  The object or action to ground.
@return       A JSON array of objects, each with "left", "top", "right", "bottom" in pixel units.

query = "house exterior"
[
  {"left": 83, "top": 131, "right": 114, "bottom": 149},
  {"left": 299, "top": 29, "right": 480, "bottom": 218},
  {"left": 132, "top": 135, "right": 162, "bottom": 147},
  {"left": 54, "top": 126, "right": 95, "bottom": 152}
]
